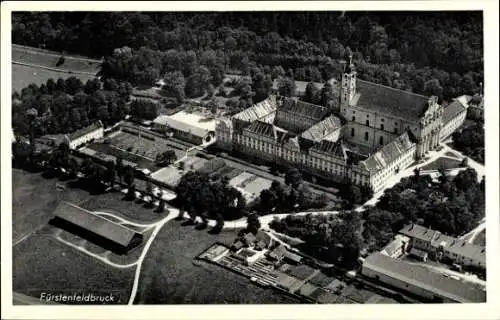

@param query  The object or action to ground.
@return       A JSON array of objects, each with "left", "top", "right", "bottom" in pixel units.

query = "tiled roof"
[
  {"left": 363, "top": 253, "right": 486, "bottom": 303},
  {"left": 233, "top": 95, "right": 277, "bottom": 122},
  {"left": 410, "top": 248, "right": 429, "bottom": 259},
  {"left": 442, "top": 100, "right": 466, "bottom": 124},
  {"left": 445, "top": 239, "right": 485, "bottom": 264},
  {"left": 399, "top": 224, "right": 455, "bottom": 248},
  {"left": 312, "top": 140, "right": 347, "bottom": 160},
  {"left": 355, "top": 79, "right": 431, "bottom": 120},
  {"left": 244, "top": 120, "right": 277, "bottom": 139},
  {"left": 268, "top": 244, "right": 287, "bottom": 259},
  {"left": 153, "top": 115, "right": 210, "bottom": 138},
  {"left": 361, "top": 131, "right": 416, "bottom": 173},
  {"left": 68, "top": 121, "right": 103, "bottom": 141},
  {"left": 53, "top": 201, "right": 139, "bottom": 247},
  {"left": 301, "top": 115, "right": 342, "bottom": 142},
  {"left": 277, "top": 96, "right": 328, "bottom": 121},
  {"left": 282, "top": 136, "right": 300, "bottom": 149}
]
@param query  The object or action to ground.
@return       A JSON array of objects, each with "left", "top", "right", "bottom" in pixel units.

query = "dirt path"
[{"left": 12, "top": 61, "right": 99, "bottom": 76}]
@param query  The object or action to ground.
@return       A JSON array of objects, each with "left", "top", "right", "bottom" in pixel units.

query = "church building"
[{"left": 216, "top": 55, "right": 444, "bottom": 193}]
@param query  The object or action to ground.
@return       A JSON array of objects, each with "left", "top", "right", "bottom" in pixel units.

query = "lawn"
[
  {"left": 420, "top": 157, "right": 463, "bottom": 171},
  {"left": 134, "top": 221, "right": 301, "bottom": 304},
  {"left": 78, "top": 190, "right": 170, "bottom": 224},
  {"left": 13, "top": 225, "right": 134, "bottom": 304},
  {"left": 473, "top": 229, "right": 486, "bottom": 247},
  {"left": 12, "top": 63, "right": 97, "bottom": 94},
  {"left": 12, "top": 169, "right": 170, "bottom": 304},
  {"left": 12, "top": 169, "right": 62, "bottom": 244}
]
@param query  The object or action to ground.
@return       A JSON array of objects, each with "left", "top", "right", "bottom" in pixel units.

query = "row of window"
[
  {"left": 350, "top": 128, "right": 387, "bottom": 145},
  {"left": 351, "top": 117, "right": 400, "bottom": 133},
  {"left": 240, "top": 136, "right": 369, "bottom": 181}
]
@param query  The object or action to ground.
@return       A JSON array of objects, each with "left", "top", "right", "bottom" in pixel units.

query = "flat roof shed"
[{"left": 52, "top": 201, "right": 143, "bottom": 254}]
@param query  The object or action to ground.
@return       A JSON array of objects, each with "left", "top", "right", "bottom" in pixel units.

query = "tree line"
[
  {"left": 452, "top": 121, "right": 484, "bottom": 164},
  {"left": 12, "top": 12, "right": 483, "bottom": 103}
]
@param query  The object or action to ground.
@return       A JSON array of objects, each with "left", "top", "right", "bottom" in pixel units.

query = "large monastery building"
[{"left": 216, "top": 56, "right": 453, "bottom": 193}]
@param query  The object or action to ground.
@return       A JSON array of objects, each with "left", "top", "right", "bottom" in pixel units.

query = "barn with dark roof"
[{"left": 50, "top": 202, "right": 143, "bottom": 254}]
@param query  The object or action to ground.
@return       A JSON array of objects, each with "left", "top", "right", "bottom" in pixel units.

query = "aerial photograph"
[{"left": 10, "top": 11, "right": 486, "bottom": 305}]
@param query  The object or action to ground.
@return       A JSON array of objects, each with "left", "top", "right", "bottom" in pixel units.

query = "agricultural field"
[
  {"left": 12, "top": 44, "right": 102, "bottom": 73},
  {"left": 13, "top": 226, "right": 135, "bottom": 304},
  {"left": 12, "top": 45, "right": 101, "bottom": 94},
  {"left": 12, "top": 170, "right": 150, "bottom": 304}
]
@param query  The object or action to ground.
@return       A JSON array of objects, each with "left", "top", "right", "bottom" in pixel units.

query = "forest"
[
  {"left": 12, "top": 11, "right": 483, "bottom": 103},
  {"left": 12, "top": 77, "right": 132, "bottom": 138}
]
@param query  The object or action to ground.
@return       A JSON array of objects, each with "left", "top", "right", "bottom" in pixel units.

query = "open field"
[
  {"left": 420, "top": 157, "right": 463, "bottom": 171},
  {"left": 12, "top": 169, "right": 62, "bottom": 244},
  {"left": 12, "top": 64, "right": 97, "bottom": 94},
  {"left": 12, "top": 44, "right": 101, "bottom": 73},
  {"left": 12, "top": 45, "right": 100, "bottom": 94},
  {"left": 13, "top": 225, "right": 134, "bottom": 304},
  {"left": 134, "top": 222, "right": 301, "bottom": 304},
  {"left": 473, "top": 229, "right": 486, "bottom": 246}
]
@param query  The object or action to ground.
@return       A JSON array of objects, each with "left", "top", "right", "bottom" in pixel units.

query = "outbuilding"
[{"left": 51, "top": 201, "right": 143, "bottom": 254}]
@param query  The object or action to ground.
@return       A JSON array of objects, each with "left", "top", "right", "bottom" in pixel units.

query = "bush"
[{"left": 56, "top": 55, "right": 66, "bottom": 67}]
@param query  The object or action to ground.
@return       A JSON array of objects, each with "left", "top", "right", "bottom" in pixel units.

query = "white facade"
[{"left": 67, "top": 122, "right": 104, "bottom": 150}]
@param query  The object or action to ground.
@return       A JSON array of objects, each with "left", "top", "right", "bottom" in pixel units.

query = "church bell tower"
[{"left": 340, "top": 53, "right": 357, "bottom": 110}]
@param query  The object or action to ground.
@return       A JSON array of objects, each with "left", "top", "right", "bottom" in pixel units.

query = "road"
[{"left": 12, "top": 61, "right": 99, "bottom": 76}]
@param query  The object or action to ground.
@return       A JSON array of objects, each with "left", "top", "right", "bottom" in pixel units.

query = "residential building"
[
  {"left": 380, "top": 234, "right": 410, "bottom": 258},
  {"left": 362, "top": 252, "right": 486, "bottom": 303},
  {"left": 399, "top": 224, "right": 485, "bottom": 269},
  {"left": 65, "top": 121, "right": 104, "bottom": 150}
]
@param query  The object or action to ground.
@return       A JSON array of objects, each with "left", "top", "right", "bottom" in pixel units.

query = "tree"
[
  {"left": 106, "top": 161, "right": 116, "bottom": 187},
  {"left": 259, "top": 189, "right": 277, "bottom": 211},
  {"left": 124, "top": 166, "right": 135, "bottom": 187},
  {"left": 247, "top": 214, "right": 261, "bottom": 235},
  {"left": 145, "top": 179, "right": 154, "bottom": 203},
  {"left": 162, "top": 71, "right": 186, "bottom": 104},
  {"left": 320, "top": 82, "right": 336, "bottom": 108},
  {"left": 277, "top": 77, "right": 296, "bottom": 97},
  {"left": 156, "top": 150, "right": 177, "bottom": 166},
  {"left": 304, "top": 82, "right": 320, "bottom": 104},
  {"left": 65, "top": 76, "right": 84, "bottom": 95},
  {"left": 67, "top": 158, "right": 80, "bottom": 179},
  {"left": 285, "top": 168, "right": 302, "bottom": 189},
  {"left": 115, "top": 155, "right": 124, "bottom": 183},
  {"left": 157, "top": 198, "right": 166, "bottom": 213},
  {"left": 127, "top": 183, "right": 136, "bottom": 200},
  {"left": 424, "top": 79, "right": 443, "bottom": 101}
]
